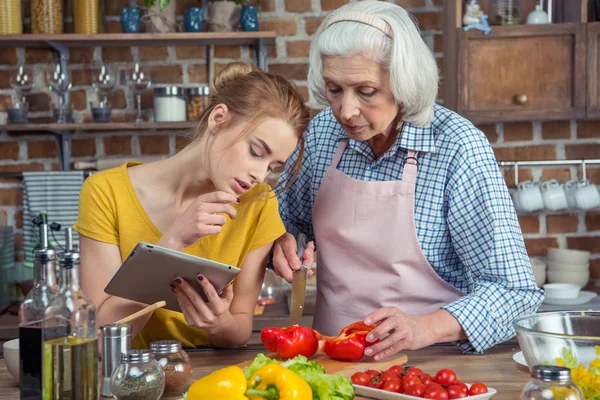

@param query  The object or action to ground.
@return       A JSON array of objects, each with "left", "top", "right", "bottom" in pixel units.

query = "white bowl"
[
  {"left": 3, "top": 338, "right": 19, "bottom": 382},
  {"left": 530, "top": 257, "right": 547, "bottom": 268},
  {"left": 546, "top": 261, "right": 589, "bottom": 272},
  {"left": 547, "top": 270, "right": 589, "bottom": 288},
  {"left": 543, "top": 283, "right": 581, "bottom": 300},
  {"left": 547, "top": 248, "right": 591, "bottom": 264}
]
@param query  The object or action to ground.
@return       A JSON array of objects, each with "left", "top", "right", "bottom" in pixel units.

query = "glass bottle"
[
  {"left": 520, "top": 365, "right": 584, "bottom": 399},
  {"left": 42, "top": 227, "right": 98, "bottom": 400},
  {"left": 489, "top": 0, "right": 522, "bottom": 25},
  {"left": 31, "top": 0, "right": 63, "bottom": 34},
  {"left": 150, "top": 340, "right": 193, "bottom": 397},
  {"left": 19, "top": 220, "right": 58, "bottom": 400},
  {"left": 110, "top": 349, "right": 166, "bottom": 400}
]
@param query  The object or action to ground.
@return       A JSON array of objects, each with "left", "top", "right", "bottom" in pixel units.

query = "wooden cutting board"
[{"left": 238, "top": 352, "right": 408, "bottom": 377}]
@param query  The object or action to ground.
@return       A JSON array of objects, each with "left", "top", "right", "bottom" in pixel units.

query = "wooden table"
[{"left": 0, "top": 341, "right": 530, "bottom": 399}]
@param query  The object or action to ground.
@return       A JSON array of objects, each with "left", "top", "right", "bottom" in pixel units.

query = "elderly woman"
[{"left": 272, "top": 0, "right": 543, "bottom": 358}]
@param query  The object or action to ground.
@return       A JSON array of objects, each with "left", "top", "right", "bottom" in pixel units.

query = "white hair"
[{"left": 308, "top": 0, "right": 439, "bottom": 127}]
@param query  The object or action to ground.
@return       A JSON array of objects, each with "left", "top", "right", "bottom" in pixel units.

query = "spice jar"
[
  {"left": 31, "top": 0, "right": 63, "bottom": 34},
  {"left": 520, "top": 365, "right": 584, "bottom": 399},
  {"left": 110, "top": 349, "right": 165, "bottom": 400},
  {"left": 150, "top": 340, "right": 193, "bottom": 397},
  {"left": 74, "top": 0, "right": 99, "bottom": 33},
  {"left": 0, "top": 0, "right": 22, "bottom": 34},
  {"left": 187, "top": 86, "right": 211, "bottom": 121},
  {"left": 153, "top": 86, "right": 187, "bottom": 122},
  {"left": 489, "top": 0, "right": 522, "bottom": 25}
]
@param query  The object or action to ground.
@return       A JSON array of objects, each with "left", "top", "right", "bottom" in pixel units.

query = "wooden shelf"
[
  {"left": 0, "top": 32, "right": 276, "bottom": 48},
  {"left": 0, "top": 122, "right": 196, "bottom": 132}
]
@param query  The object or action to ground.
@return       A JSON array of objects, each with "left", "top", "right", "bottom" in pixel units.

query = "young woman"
[{"left": 74, "top": 62, "right": 310, "bottom": 348}]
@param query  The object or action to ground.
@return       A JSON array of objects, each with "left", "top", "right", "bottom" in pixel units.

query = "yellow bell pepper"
[
  {"left": 247, "top": 364, "right": 312, "bottom": 400},
  {"left": 187, "top": 366, "right": 249, "bottom": 400}
]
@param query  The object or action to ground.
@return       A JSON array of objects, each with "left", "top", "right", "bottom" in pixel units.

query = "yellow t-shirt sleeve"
[
  {"left": 248, "top": 194, "right": 286, "bottom": 252},
  {"left": 73, "top": 177, "right": 119, "bottom": 245}
]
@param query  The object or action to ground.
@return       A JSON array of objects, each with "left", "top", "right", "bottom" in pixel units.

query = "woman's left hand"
[
  {"left": 171, "top": 274, "right": 234, "bottom": 333},
  {"left": 362, "top": 306, "right": 434, "bottom": 361}
]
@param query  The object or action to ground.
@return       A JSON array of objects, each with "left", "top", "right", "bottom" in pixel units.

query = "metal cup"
[{"left": 100, "top": 323, "right": 132, "bottom": 397}]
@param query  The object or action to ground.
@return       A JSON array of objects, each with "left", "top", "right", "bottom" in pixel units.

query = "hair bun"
[{"left": 211, "top": 61, "right": 256, "bottom": 96}]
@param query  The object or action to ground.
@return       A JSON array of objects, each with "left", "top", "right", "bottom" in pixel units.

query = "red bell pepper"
[
  {"left": 323, "top": 321, "right": 378, "bottom": 362},
  {"left": 261, "top": 326, "right": 319, "bottom": 359}
]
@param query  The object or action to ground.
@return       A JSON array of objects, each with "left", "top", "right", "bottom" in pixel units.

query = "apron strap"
[
  {"left": 402, "top": 150, "right": 419, "bottom": 183},
  {"left": 331, "top": 139, "right": 348, "bottom": 168}
]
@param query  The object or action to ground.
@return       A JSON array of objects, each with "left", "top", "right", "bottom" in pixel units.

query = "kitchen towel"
[{"left": 22, "top": 171, "right": 85, "bottom": 273}]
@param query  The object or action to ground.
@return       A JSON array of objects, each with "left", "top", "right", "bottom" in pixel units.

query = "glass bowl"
[{"left": 514, "top": 311, "right": 600, "bottom": 371}]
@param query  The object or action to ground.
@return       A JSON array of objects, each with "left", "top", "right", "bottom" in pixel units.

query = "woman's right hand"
[
  {"left": 159, "top": 191, "right": 239, "bottom": 251},
  {"left": 272, "top": 232, "right": 315, "bottom": 283}
]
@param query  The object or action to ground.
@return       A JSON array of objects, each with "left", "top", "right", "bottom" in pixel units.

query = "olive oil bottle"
[
  {"left": 43, "top": 227, "right": 98, "bottom": 400},
  {"left": 19, "top": 219, "right": 58, "bottom": 400}
]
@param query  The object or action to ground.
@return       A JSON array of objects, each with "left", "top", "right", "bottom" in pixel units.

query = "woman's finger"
[
  {"left": 173, "top": 277, "right": 211, "bottom": 314},
  {"left": 368, "top": 330, "right": 408, "bottom": 361},
  {"left": 172, "top": 285, "right": 204, "bottom": 326},
  {"left": 196, "top": 275, "right": 222, "bottom": 310}
]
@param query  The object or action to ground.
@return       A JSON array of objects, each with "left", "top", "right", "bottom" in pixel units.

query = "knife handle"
[{"left": 296, "top": 232, "right": 308, "bottom": 261}]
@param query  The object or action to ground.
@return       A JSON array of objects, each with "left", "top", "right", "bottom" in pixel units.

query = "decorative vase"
[
  {"left": 144, "top": 0, "right": 177, "bottom": 33},
  {"left": 121, "top": 7, "right": 141, "bottom": 33},
  {"left": 184, "top": 7, "right": 203, "bottom": 32},
  {"left": 240, "top": 5, "right": 258, "bottom": 32},
  {"left": 206, "top": 1, "right": 240, "bottom": 32}
]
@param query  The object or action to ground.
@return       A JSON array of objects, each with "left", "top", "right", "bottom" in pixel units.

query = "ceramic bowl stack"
[
  {"left": 546, "top": 248, "right": 590, "bottom": 288},
  {"left": 529, "top": 257, "right": 547, "bottom": 287}
]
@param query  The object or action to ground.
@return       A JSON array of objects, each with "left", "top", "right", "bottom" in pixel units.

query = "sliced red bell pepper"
[
  {"left": 323, "top": 321, "right": 378, "bottom": 362},
  {"left": 260, "top": 326, "right": 319, "bottom": 359}
]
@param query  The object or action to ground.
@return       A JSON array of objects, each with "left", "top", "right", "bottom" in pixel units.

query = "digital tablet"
[{"left": 104, "top": 242, "right": 241, "bottom": 312}]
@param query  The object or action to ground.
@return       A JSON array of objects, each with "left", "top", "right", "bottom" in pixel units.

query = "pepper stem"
[{"left": 246, "top": 387, "right": 279, "bottom": 400}]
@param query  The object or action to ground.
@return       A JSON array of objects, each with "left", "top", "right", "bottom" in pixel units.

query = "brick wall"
[{"left": 0, "top": 0, "right": 599, "bottom": 281}]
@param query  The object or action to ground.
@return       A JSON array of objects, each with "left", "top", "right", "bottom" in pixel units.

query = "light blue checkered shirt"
[{"left": 277, "top": 104, "right": 544, "bottom": 353}]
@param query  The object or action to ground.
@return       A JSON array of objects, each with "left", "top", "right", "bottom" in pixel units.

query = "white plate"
[
  {"left": 354, "top": 383, "right": 497, "bottom": 399},
  {"left": 543, "top": 290, "right": 597, "bottom": 306},
  {"left": 513, "top": 351, "right": 528, "bottom": 367}
]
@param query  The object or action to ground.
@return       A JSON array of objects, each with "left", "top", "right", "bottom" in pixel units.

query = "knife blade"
[{"left": 289, "top": 232, "right": 308, "bottom": 325}]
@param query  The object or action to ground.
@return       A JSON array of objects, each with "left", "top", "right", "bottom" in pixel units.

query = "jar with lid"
[
  {"left": 153, "top": 86, "right": 187, "bottom": 122},
  {"left": 74, "top": 0, "right": 99, "bottom": 33},
  {"left": 31, "top": 0, "right": 63, "bottom": 33},
  {"left": 0, "top": 0, "right": 23, "bottom": 34},
  {"left": 187, "top": 86, "right": 211, "bottom": 121},
  {"left": 489, "top": 0, "right": 522, "bottom": 25},
  {"left": 520, "top": 365, "right": 584, "bottom": 400},
  {"left": 110, "top": 349, "right": 165, "bottom": 400},
  {"left": 150, "top": 340, "right": 193, "bottom": 397}
]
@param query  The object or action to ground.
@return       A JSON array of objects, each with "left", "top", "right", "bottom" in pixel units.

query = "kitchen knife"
[{"left": 289, "top": 232, "right": 308, "bottom": 325}]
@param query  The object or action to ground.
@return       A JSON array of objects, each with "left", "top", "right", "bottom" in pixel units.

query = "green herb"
[{"left": 561, "top": 347, "right": 578, "bottom": 369}]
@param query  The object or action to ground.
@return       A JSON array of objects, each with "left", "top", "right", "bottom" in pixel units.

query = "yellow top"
[{"left": 73, "top": 163, "right": 285, "bottom": 348}]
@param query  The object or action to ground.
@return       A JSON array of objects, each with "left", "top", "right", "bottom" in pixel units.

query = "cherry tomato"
[
  {"left": 381, "top": 370, "right": 400, "bottom": 381},
  {"left": 454, "top": 381, "right": 469, "bottom": 394},
  {"left": 382, "top": 378, "right": 403, "bottom": 393},
  {"left": 434, "top": 368, "right": 458, "bottom": 385},
  {"left": 351, "top": 371, "right": 370, "bottom": 386},
  {"left": 447, "top": 385, "right": 468, "bottom": 399},
  {"left": 405, "top": 383, "right": 427, "bottom": 397},
  {"left": 365, "top": 369, "right": 381, "bottom": 378},
  {"left": 468, "top": 382, "right": 488, "bottom": 395},
  {"left": 405, "top": 367, "right": 423, "bottom": 377},
  {"left": 387, "top": 365, "right": 405, "bottom": 375},
  {"left": 403, "top": 376, "right": 422, "bottom": 389},
  {"left": 424, "top": 386, "right": 449, "bottom": 400},
  {"left": 368, "top": 376, "right": 384, "bottom": 389},
  {"left": 419, "top": 373, "right": 435, "bottom": 386}
]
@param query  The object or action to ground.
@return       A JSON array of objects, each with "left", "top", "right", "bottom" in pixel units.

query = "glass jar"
[
  {"left": 520, "top": 365, "right": 584, "bottom": 400},
  {"left": 489, "top": 0, "right": 522, "bottom": 25},
  {"left": 74, "top": 0, "right": 99, "bottom": 33},
  {"left": 187, "top": 86, "right": 210, "bottom": 121},
  {"left": 153, "top": 86, "right": 187, "bottom": 122},
  {"left": 110, "top": 349, "right": 165, "bottom": 400},
  {"left": 150, "top": 340, "right": 193, "bottom": 397},
  {"left": 31, "top": 0, "right": 63, "bottom": 34},
  {"left": 0, "top": 0, "right": 23, "bottom": 34}
]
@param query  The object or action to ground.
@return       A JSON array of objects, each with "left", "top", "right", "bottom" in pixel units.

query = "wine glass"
[
  {"left": 10, "top": 66, "right": 34, "bottom": 106},
  {"left": 46, "top": 65, "right": 72, "bottom": 123},
  {"left": 128, "top": 63, "right": 151, "bottom": 123},
  {"left": 92, "top": 65, "right": 116, "bottom": 106}
]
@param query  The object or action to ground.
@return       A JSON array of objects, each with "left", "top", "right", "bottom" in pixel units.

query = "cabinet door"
[
  {"left": 588, "top": 22, "right": 600, "bottom": 119},
  {"left": 458, "top": 23, "right": 586, "bottom": 123}
]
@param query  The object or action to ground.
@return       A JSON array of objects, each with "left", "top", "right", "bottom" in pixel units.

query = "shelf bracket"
[
  {"left": 256, "top": 38, "right": 268, "bottom": 71},
  {"left": 54, "top": 131, "right": 72, "bottom": 171}
]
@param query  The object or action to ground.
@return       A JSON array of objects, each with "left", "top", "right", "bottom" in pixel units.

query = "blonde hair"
[
  {"left": 308, "top": 1, "right": 439, "bottom": 127},
  {"left": 193, "top": 62, "right": 310, "bottom": 192}
]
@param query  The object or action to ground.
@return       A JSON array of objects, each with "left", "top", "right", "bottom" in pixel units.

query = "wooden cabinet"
[
  {"left": 588, "top": 22, "right": 600, "bottom": 118},
  {"left": 457, "top": 24, "right": 586, "bottom": 123}
]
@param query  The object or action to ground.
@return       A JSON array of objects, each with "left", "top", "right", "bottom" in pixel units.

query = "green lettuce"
[{"left": 243, "top": 354, "right": 354, "bottom": 400}]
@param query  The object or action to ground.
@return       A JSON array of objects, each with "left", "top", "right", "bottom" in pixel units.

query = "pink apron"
[{"left": 312, "top": 140, "right": 466, "bottom": 336}]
